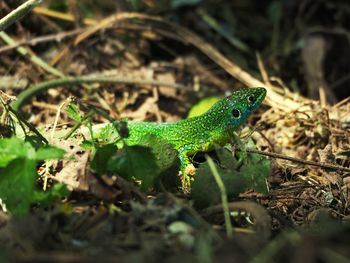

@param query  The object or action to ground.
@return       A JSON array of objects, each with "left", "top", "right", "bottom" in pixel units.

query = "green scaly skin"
[{"left": 124, "top": 87, "right": 266, "bottom": 191}]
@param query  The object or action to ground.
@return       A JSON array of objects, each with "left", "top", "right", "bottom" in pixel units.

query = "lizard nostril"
[{"left": 232, "top": 109, "right": 241, "bottom": 118}]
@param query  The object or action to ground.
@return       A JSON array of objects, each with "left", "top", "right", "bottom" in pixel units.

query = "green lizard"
[{"left": 92, "top": 87, "right": 266, "bottom": 191}]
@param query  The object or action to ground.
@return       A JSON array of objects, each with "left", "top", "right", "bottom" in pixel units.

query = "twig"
[
  {"left": 31, "top": 8, "right": 313, "bottom": 111},
  {"left": 333, "top": 95, "right": 350, "bottom": 109},
  {"left": 236, "top": 147, "right": 350, "bottom": 174},
  {"left": 256, "top": 53, "right": 270, "bottom": 85},
  {"left": 205, "top": 155, "right": 233, "bottom": 239},
  {"left": 70, "top": 11, "right": 306, "bottom": 111},
  {"left": 0, "top": 0, "right": 42, "bottom": 31},
  {"left": 7, "top": 105, "right": 48, "bottom": 143},
  {"left": 33, "top": 6, "right": 96, "bottom": 26},
  {"left": 0, "top": 28, "right": 84, "bottom": 54},
  {"left": 63, "top": 110, "right": 94, "bottom": 140},
  {"left": 32, "top": 9, "right": 309, "bottom": 110},
  {"left": 51, "top": 99, "right": 69, "bottom": 139},
  {"left": 10, "top": 75, "right": 189, "bottom": 111},
  {"left": 0, "top": 31, "right": 64, "bottom": 77},
  {"left": 164, "top": 21, "right": 305, "bottom": 111}
]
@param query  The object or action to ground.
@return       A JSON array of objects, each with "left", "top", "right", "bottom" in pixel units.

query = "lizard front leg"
[{"left": 178, "top": 145, "right": 197, "bottom": 192}]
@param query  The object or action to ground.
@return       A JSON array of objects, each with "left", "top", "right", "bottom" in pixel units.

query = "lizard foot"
[{"left": 179, "top": 164, "right": 196, "bottom": 193}]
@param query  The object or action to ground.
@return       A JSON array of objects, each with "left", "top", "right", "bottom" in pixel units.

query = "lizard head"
[{"left": 208, "top": 87, "right": 266, "bottom": 130}]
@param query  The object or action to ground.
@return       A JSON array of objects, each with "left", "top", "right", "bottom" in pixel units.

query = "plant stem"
[
  {"left": 0, "top": 0, "right": 42, "bottom": 32},
  {"left": 205, "top": 154, "right": 233, "bottom": 239}
]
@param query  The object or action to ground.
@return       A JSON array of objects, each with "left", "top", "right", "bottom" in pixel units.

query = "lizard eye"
[
  {"left": 232, "top": 109, "right": 241, "bottom": 119},
  {"left": 248, "top": 95, "right": 256, "bottom": 103}
]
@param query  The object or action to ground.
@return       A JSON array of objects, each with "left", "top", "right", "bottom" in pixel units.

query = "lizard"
[{"left": 91, "top": 87, "right": 266, "bottom": 191}]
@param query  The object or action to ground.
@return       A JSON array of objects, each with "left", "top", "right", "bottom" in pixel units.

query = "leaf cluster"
[{"left": 0, "top": 137, "right": 69, "bottom": 216}]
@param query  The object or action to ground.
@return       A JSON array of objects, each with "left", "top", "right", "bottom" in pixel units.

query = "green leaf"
[
  {"left": 191, "top": 140, "right": 270, "bottom": 208},
  {"left": 91, "top": 134, "right": 178, "bottom": 190},
  {"left": 0, "top": 158, "right": 37, "bottom": 216},
  {"left": 90, "top": 143, "right": 119, "bottom": 175},
  {"left": 239, "top": 148, "right": 270, "bottom": 194},
  {"left": 65, "top": 101, "right": 82, "bottom": 122},
  {"left": 35, "top": 145, "right": 65, "bottom": 161},
  {"left": 191, "top": 157, "right": 246, "bottom": 209},
  {"left": 33, "top": 183, "right": 70, "bottom": 204},
  {"left": 97, "top": 122, "right": 121, "bottom": 144},
  {"left": 0, "top": 137, "right": 23, "bottom": 167},
  {"left": 80, "top": 139, "right": 95, "bottom": 150},
  {"left": 0, "top": 137, "right": 69, "bottom": 216},
  {"left": 0, "top": 138, "right": 65, "bottom": 167},
  {"left": 187, "top": 96, "right": 220, "bottom": 118},
  {"left": 107, "top": 145, "right": 159, "bottom": 190},
  {"left": 0, "top": 137, "right": 35, "bottom": 167}
]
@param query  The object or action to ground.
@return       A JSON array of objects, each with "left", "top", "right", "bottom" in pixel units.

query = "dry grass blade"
[
  {"left": 33, "top": 6, "right": 96, "bottom": 25},
  {"left": 68, "top": 11, "right": 307, "bottom": 111},
  {"left": 73, "top": 13, "right": 159, "bottom": 46},
  {"left": 0, "top": 0, "right": 42, "bottom": 31}
]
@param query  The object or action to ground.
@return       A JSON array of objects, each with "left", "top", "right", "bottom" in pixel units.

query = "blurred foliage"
[
  {"left": 0, "top": 137, "right": 68, "bottom": 216},
  {"left": 191, "top": 139, "right": 270, "bottom": 208},
  {"left": 187, "top": 96, "right": 220, "bottom": 118}
]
